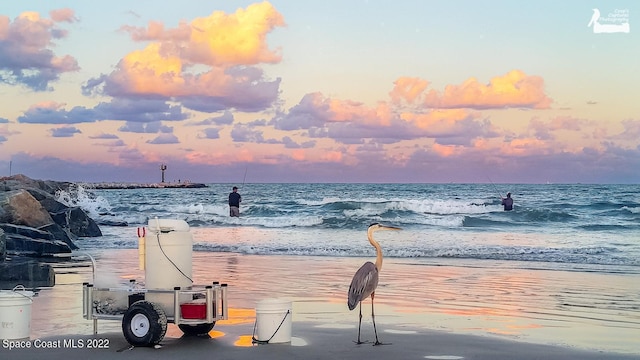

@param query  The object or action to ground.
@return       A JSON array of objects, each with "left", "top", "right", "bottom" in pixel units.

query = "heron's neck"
[{"left": 368, "top": 229, "right": 383, "bottom": 271}]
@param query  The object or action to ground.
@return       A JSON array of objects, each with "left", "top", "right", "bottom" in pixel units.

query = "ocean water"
[{"left": 62, "top": 183, "right": 640, "bottom": 271}]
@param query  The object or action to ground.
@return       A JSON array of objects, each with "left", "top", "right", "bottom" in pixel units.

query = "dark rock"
[
  {"left": 0, "top": 258, "right": 55, "bottom": 288},
  {"left": 26, "top": 188, "right": 69, "bottom": 213},
  {"left": 5, "top": 234, "right": 72, "bottom": 257},
  {"left": 39, "top": 223, "right": 79, "bottom": 250},
  {"left": 0, "top": 229, "right": 5, "bottom": 262},
  {"left": 51, "top": 207, "right": 102, "bottom": 237},
  {"left": 0, "top": 224, "right": 55, "bottom": 240}
]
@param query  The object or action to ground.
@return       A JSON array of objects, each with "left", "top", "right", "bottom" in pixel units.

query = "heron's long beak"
[{"left": 380, "top": 225, "right": 401, "bottom": 231}]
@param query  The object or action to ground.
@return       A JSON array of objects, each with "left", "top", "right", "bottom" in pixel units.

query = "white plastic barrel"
[
  {"left": 0, "top": 288, "right": 34, "bottom": 340},
  {"left": 144, "top": 219, "right": 193, "bottom": 317},
  {"left": 255, "top": 298, "right": 292, "bottom": 344},
  {"left": 145, "top": 218, "right": 193, "bottom": 290}
]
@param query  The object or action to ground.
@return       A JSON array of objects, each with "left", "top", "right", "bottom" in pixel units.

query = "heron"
[{"left": 347, "top": 223, "right": 401, "bottom": 345}]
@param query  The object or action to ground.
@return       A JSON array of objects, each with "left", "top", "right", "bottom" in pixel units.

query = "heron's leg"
[
  {"left": 354, "top": 301, "right": 364, "bottom": 344},
  {"left": 371, "top": 292, "right": 388, "bottom": 346}
]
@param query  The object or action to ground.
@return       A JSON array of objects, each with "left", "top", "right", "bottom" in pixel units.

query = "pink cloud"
[
  {"left": 49, "top": 8, "right": 78, "bottom": 23},
  {"left": 0, "top": 10, "right": 79, "bottom": 91}
]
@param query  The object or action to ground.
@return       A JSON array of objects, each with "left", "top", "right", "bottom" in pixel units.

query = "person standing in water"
[
  {"left": 228, "top": 186, "right": 242, "bottom": 217},
  {"left": 501, "top": 192, "right": 514, "bottom": 211}
]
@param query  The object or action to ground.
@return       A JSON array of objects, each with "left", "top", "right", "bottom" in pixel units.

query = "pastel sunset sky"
[{"left": 1, "top": 1, "right": 638, "bottom": 183}]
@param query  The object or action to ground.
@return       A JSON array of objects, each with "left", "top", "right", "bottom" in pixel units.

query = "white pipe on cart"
[
  {"left": 206, "top": 286, "right": 213, "bottom": 323},
  {"left": 137, "top": 227, "right": 146, "bottom": 270}
]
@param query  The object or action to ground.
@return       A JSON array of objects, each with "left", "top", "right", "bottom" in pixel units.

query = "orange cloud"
[
  {"left": 424, "top": 70, "right": 552, "bottom": 110},
  {"left": 400, "top": 109, "right": 473, "bottom": 130},
  {"left": 122, "top": 1, "right": 284, "bottom": 66},
  {"left": 389, "top": 77, "right": 429, "bottom": 104},
  {"left": 321, "top": 151, "right": 343, "bottom": 162},
  {"left": 502, "top": 137, "right": 548, "bottom": 156},
  {"left": 432, "top": 143, "right": 463, "bottom": 157},
  {"left": 291, "top": 149, "right": 305, "bottom": 161},
  {"left": 95, "top": 2, "right": 283, "bottom": 108},
  {"left": 188, "top": 1, "right": 285, "bottom": 66}
]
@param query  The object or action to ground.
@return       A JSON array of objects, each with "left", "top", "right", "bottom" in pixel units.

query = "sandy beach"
[{"left": 1, "top": 247, "right": 638, "bottom": 359}]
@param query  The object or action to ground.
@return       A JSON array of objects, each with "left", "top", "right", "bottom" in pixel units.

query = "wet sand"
[
  {"left": 4, "top": 322, "right": 639, "bottom": 360},
  {"left": 2, "top": 248, "right": 639, "bottom": 359}
]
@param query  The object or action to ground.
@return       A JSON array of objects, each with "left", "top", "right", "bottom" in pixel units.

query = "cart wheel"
[
  {"left": 178, "top": 322, "right": 216, "bottom": 336},
  {"left": 122, "top": 300, "right": 167, "bottom": 347}
]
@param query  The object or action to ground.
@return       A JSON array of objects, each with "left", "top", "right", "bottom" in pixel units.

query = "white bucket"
[
  {"left": 255, "top": 298, "right": 292, "bottom": 344},
  {"left": 0, "top": 288, "right": 34, "bottom": 340}
]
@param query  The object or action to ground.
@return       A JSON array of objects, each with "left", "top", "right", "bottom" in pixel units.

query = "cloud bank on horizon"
[{"left": 0, "top": 1, "right": 638, "bottom": 183}]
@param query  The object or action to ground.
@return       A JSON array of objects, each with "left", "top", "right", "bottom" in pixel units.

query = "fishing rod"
[
  {"left": 486, "top": 175, "right": 504, "bottom": 200},
  {"left": 240, "top": 166, "right": 248, "bottom": 191}
]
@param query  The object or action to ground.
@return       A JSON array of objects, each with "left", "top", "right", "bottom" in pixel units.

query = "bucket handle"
[
  {"left": 11, "top": 285, "right": 34, "bottom": 301},
  {"left": 251, "top": 309, "right": 291, "bottom": 345}
]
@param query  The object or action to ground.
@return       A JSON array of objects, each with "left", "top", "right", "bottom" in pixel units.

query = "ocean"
[
  {"left": 66, "top": 183, "right": 639, "bottom": 269},
  {"left": 37, "top": 183, "right": 640, "bottom": 354}
]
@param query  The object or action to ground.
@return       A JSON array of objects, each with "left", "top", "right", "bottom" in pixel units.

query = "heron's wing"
[{"left": 347, "top": 261, "right": 379, "bottom": 310}]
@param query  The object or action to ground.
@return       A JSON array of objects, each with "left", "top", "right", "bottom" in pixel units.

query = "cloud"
[
  {"left": 198, "top": 128, "right": 221, "bottom": 139},
  {"left": 121, "top": 2, "right": 285, "bottom": 66},
  {"left": 0, "top": 10, "right": 79, "bottom": 91},
  {"left": 274, "top": 92, "right": 494, "bottom": 146},
  {"left": 84, "top": 2, "right": 284, "bottom": 113},
  {"left": 389, "top": 70, "right": 552, "bottom": 110},
  {"left": 119, "top": 121, "right": 173, "bottom": 133},
  {"left": 50, "top": 126, "right": 81, "bottom": 137},
  {"left": 231, "top": 124, "right": 278, "bottom": 143},
  {"left": 283, "top": 136, "right": 315, "bottom": 149},
  {"left": 49, "top": 9, "right": 78, "bottom": 23},
  {"left": 17, "top": 99, "right": 189, "bottom": 124},
  {"left": 89, "top": 133, "right": 119, "bottom": 140},
  {"left": 191, "top": 111, "right": 235, "bottom": 126},
  {"left": 529, "top": 116, "right": 595, "bottom": 141},
  {"left": 147, "top": 133, "right": 179, "bottom": 144},
  {"left": 615, "top": 119, "right": 640, "bottom": 141},
  {"left": 389, "top": 77, "right": 429, "bottom": 104}
]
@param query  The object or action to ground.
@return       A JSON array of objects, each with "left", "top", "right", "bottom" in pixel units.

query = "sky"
[{"left": 0, "top": 1, "right": 638, "bottom": 184}]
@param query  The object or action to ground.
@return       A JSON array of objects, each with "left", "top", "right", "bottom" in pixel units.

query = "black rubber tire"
[
  {"left": 122, "top": 300, "right": 168, "bottom": 347},
  {"left": 178, "top": 322, "right": 216, "bottom": 336}
]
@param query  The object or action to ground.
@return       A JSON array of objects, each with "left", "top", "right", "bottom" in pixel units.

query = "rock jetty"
[{"left": 1, "top": 174, "right": 102, "bottom": 287}]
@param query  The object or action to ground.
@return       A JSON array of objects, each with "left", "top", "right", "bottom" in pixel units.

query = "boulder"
[
  {"left": 39, "top": 223, "right": 79, "bottom": 250},
  {"left": 4, "top": 233, "right": 72, "bottom": 257},
  {"left": 51, "top": 207, "right": 102, "bottom": 237},
  {"left": 0, "top": 258, "right": 55, "bottom": 288},
  {"left": 0, "top": 189, "right": 54, "bottom": 228},
  {"left": 0, "top": 229, "right": 5, "bottom": 262}
]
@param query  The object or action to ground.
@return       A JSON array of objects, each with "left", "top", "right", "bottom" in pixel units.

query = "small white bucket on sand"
[
  {"left": 255, "top": 298, "right": 292, "bottom": 344},
  {"left": 0, "top": 286, "right": 34, "bottom": 340}
]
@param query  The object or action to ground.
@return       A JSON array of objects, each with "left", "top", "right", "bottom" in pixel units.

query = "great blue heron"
[{"left": 347, "top": 223, "right": 401, "bottom": 345}]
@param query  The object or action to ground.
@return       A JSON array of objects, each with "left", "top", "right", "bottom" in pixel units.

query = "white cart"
[{"left": 81, "top": 219, "right": 229, "bottom": 346}]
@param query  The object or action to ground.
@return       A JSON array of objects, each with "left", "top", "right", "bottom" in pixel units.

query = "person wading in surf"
[
  {"left": 229, "top": 186, "right": 242, "bottom": 217},
  {"left": 501, "top": 192, "right": 514, "bottom": 211}
]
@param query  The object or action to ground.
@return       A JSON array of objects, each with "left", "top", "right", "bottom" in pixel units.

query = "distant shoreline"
[{"left": 81, "top": 182, "right": 208, "bottom": 189}]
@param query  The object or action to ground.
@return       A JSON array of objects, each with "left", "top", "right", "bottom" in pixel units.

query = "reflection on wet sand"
[{"left": 27, "top": 248, "right": 640, "bottom": 355}]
